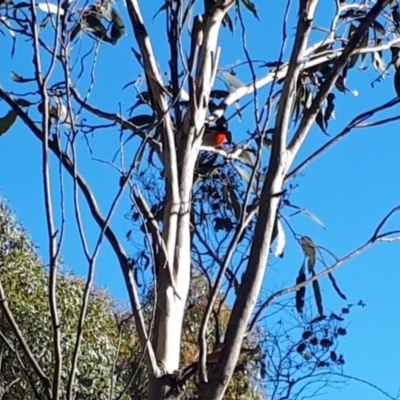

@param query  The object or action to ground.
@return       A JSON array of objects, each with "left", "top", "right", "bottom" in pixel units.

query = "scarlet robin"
[{"left": 201, "top": 125, "right": 232, "bottom": 148}]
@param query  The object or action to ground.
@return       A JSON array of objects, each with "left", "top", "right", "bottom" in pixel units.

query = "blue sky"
[{"left": 1, "top": 1, "right": 400, "bottom": 399}]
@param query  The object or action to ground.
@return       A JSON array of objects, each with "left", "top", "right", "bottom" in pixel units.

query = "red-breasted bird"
[{"left": 201, "top": 125, "right": 232, "bottom": 148}]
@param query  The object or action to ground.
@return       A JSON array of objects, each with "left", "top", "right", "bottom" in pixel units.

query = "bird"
[{"left": 201, "top": 125, "right": 232, "bottom": 148}]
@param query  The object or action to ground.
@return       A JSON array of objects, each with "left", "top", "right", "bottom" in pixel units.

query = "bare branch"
[
  {"left": 0, "top": 282, "right": 52, "bottom": 398},
  {"left": 247, "top": 205, "right": 400, "bottom": 334},
  {"left": 0, "top": 87, "right": 160, "bottom": 377}
]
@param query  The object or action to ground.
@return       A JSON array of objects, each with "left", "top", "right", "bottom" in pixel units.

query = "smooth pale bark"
[
  {"left": 137, "top": 1, "right": 235, "bottom": 398},
  {"left": 199, "top": 1, "right": 391, "bottom": 399}
]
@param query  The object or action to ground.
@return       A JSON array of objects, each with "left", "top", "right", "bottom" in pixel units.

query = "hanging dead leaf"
[{"left": 300, "top": 236, "right": 316, "bottom": 271}]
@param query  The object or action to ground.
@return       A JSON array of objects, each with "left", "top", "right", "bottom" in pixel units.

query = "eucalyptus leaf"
[
  {"left": 229, "top": 188, "right": 242, "bottom": 220},
  {"left": 37, "top": 2, "right": 64, "bottom": 15},
  {"left": 0, "top": 110, "right": 17, "bottom": 136},
  {"left": 288, "top": 204, "right": 325, "bottom": 229},
  {"left": 274, "top": 219, "right": 285, "bottom": 258},
  {"left": 110, "top": 8, "right": 125, "bottom": 44},
  {"left": 394, "top": 67, "right": 400, "bottom": 97},
  {"left": 300, "top": 236, "right": 316, "bottom": 272},
  {"left": 238, "top": 149, "right": 256, "bottom": 167},
  {"left": 312, "top": 279, "right": 323, "bottom": 315},
  {"left": 241, "top": 0, "right": 259, "bottom": 20},
  {"left": 15, "top": 98, "right": 33, "bottom": 107},
  {"left": 295, "top": 264, "right": 306, "bottom": 313},
  {"left": 10, "top": 72, "right": 35, "bottom": 83},
  {"left": 223, "top": 71, "right": 244, "bottom": 89}
]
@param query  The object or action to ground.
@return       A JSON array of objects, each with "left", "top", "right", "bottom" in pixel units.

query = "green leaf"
[
  {"left": 222, "top": 12, "right": 234, "bottom": 31},
  {"left": 238, "top": 149, "right": 256, "bottom": 167},
  {"left": 288, "top": 204, "right": 325, "bottom": 229},
  {"left": 347, "top": 24, "right": 359, "bottom": 69},
  {"left": 369, "top": 20, "right": 386, "bottom": 35},
  {"left": 223, "top": 71, "right": 244, "bottom": 89},
  {"left": 229, "top": 188, "right": 242, "bottom": 220},
  {"left": 15, "top": 98, "right": 33, "bottom": 107},
  {"left": 10, "top": 72, "right": 35, "bottom": 83},
  {"left": 316, "top": 109, "right": 327, "bottom": 135},
  {"left": 335, "top": 75, "right": 347, "bottom": 93},
  {"left": 360, "top": 30, "right": 369, "bottom": 62},
  {"left": 234, "top": 164, "right": 251, "bottom": 184},
  {"left": 0, "top": 110, "right": 17, "bottom": 136},
  {"left": 152, "top": 2, "right": 168, "bottom": 21},
  {"left": 241, "top": 0, "right": 259, "bottom": 20}
]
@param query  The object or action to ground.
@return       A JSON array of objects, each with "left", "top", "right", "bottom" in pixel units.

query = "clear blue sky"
[{"left": 0, "top": 1, "right": 399, "bottom": 399}]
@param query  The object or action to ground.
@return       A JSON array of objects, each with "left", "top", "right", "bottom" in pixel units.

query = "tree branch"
[{"left": 0, "top": 87, "right": 160, "bottom": 377}]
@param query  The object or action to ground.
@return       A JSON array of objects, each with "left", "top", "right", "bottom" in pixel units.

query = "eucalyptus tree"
[{"left": 0, "top": 0, "right": 399, "bottom": 399}]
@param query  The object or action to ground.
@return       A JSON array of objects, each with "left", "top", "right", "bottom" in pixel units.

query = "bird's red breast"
[{"left": 202, "top": 126, "right": 232, "bottom": 147}]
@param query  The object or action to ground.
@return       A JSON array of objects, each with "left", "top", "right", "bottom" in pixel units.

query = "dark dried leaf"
[
  {"left": 302, "top": 330, "right": 313, "bottom": 340},
  {"left": 296, "top": 342, "right": 306, "bottom": 353},
  {"left": 330, "top": 313, "right": 344, "bottom": 321},
  {"left": 310, "top": 315, "right": 326, "bottom": 324},
  {"left": 328, "top": 272, "right": 347, "bottom": 300},
  {"left": 320, "top": 338, "right": 333, "bottom": 348},
  {"left": 310, "top": 337, "right": 318, "bottom": 346},
  {"left": 295, "top": 265, "right": 306, "bottom": 313},
  {"left": 337, "top": 327, "right": 347, "bottom": 336},
  {"left": 300, "top": 236, "right": 316, "bottom": 271},
  {"left": 312, "top": 279, "right": 323, "bottom": 316}
]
